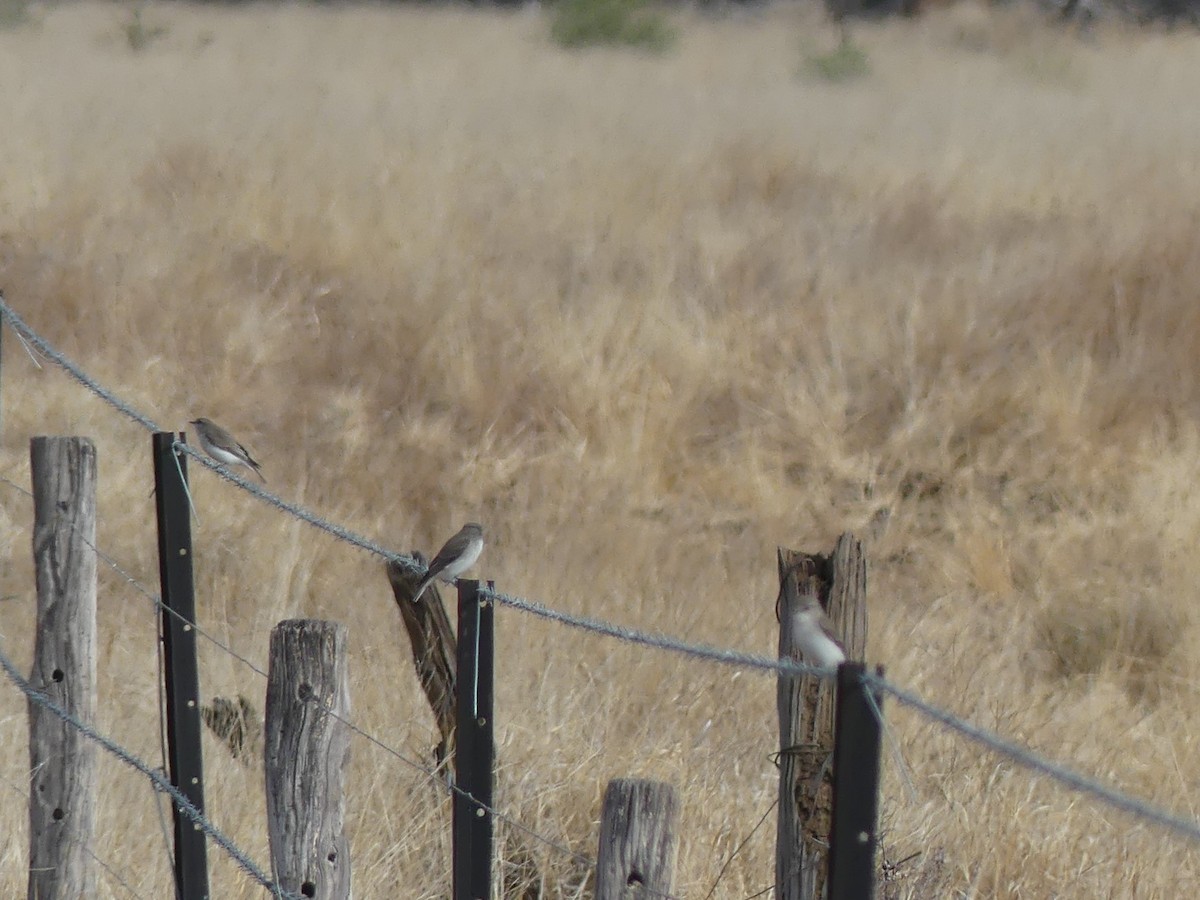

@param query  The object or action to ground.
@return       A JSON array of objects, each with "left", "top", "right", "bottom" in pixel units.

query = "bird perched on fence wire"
[
  {"left": 188, "top": 417, "right": 266, "bottom": 483},
  {"left": 786, "top": 592, "right": 846, "bottom": 670},
  {"left": 412, "top": 523, "right": 484, "bottom": 602}
]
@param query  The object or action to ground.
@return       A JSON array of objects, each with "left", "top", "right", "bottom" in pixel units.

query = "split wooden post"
[
  {"left": 596, "top": 779, "right": 679, "bottom": 900},
  {"left": 385, "top": 560, "right": 543, "bottom": 899},
  {"left": 265, "top": 619, "right": 352, "bottom": 900},
  {"left": 775, "top": 533, "right": 868, "bottom": 900},
  {"left": 385, "top": 556, "right": 457, "bottom": 768},
  {"left": 28, "top": 436, "right": 98, "bottom": 900}
]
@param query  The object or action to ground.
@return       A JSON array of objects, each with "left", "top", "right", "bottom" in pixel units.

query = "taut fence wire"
[{"left": 0, "top": 646, "right": 303, "bottom": 900}]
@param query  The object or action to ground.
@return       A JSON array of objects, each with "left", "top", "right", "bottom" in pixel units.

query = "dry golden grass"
[{"left": 2, "top": 1, "right": 1200, "bottom": 896}]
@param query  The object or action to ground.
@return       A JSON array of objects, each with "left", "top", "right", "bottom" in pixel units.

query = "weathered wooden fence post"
[
  {"left": 28, "top": 436, "right": 98, "bottom": 900},
  {"left": 265, "top": 619, "right": 352, "bottom": 900},
  {"left": 385, "top": 556, "right": 457, "bottom": 769},
  {"left": 595, "top": 779, "right": 679, "bottom": 900},
  {"left": 775, "top": 532, "right": 867, "bottom": 900}
]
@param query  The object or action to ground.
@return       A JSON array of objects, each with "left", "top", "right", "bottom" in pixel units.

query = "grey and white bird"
[
  {"left": 188, "top": 417, "right": 266, "bottom": 483},
  {"left": 412, "top": 523, "right": 484, "bottom": 602},
  {"left": 788, "top": 595, "right": 846, "bottom": 670}
]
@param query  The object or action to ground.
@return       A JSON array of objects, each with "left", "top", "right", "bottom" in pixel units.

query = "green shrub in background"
[
  {"left": 550, "top": 0, "right": 675, "bottom": 52},
  {"left": 804, "top": 33, "right": 870, "bottom": 82},
  {"left": 0, "top": 0, "right": 31, "bottom": 29},
  {"left": 123, "top": 4, "right": 167, "bottom": 51}
]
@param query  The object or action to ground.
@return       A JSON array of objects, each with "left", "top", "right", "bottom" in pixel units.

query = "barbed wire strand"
[
  {"left": 480, "top": 585, "right": 828, "bottom": 679},
  {"left": 0, "top": 296, "right": 417, "bottom": 575},
  {"left": 0, "top": 774, "right": 152, "bottom": 900},
  {"left": 0, "top": 646, "right": 302, "bottom": 900},
  {"left": 0, "top": 292, "right": 830, "bottom": 684},
  {"left": 0, "top": 300, "right": 160, "bottom": 432},
  {"left": 865, "top": 671, "right": 1200, "bottom": 843},
  {"left": 6, "top": 295, "right": 1200, "bottom": 855},
  {"left": 173, "top": 439, "right": 422, "bottom": 574}
]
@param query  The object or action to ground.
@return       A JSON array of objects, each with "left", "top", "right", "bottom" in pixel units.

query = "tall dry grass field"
[{"left": 2, "top": 1, "right": 1200, "bottom": 896}]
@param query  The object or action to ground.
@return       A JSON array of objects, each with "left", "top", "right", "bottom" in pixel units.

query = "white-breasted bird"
[
  {"left": 188, "top": 417, "right": 266, "bottom": 483},
  {"left": 412, "top": 523, "right": 484, "bottom": 602},
  {"left": 787, "top": 594, "right": 846, "bottom": 669}
]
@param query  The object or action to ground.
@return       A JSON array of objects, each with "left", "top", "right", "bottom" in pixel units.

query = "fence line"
[
  {"left": 171, "top": 439, "right": 423, "bottom": 576},
  {"left": 0, "top": 296, "right": 818, "bottom": 677},
  {"left": 0, "top": 645, "right": 301, "bottom": 900},
  {"left": 5, "top": 294, "right": 1200, "bottom": 858},
  {"left": 0, "top": 478, "right": 599, "bottom": 874},
  {"left": 0, "top": 300, "right": 161, "bottom": 433},
  {"left": 0, "top": 297, "right": 421, "bottom": 576},
  {"left": 0, "top": 477, "right": 604, "bottom": 889},
  {"left": 480, "top": 584, "right": 826, "bottom": 678},
  {"left": 0, "top": 471, "right": 580, "bottom": 869},
  {"left": 0, "top": 487, "right": 611, "bottom": 900}
]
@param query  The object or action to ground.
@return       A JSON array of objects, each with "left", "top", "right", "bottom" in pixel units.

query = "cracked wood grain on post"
[
  {"left": 596, "top": 779, "right": 679, "bottom": 900},
  {"left": 28, "top": 436, "right": 98, "bottom": 900},
  {"left": 265, "top": 619, "right": 352, "bottom": 900},
  {"left": 386, "top": 555, "right": 457, "bottom": 769},
  {"left": 775, "top": 532, "right": 867, "bottom": 900}
]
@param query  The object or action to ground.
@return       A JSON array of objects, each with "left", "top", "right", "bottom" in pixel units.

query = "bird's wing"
[
  {"left": 234, "top": 441, "right": 258, "bottom": 465},
  {"left": 233, "top": 441, "right": 266, "bottom": 481},
  {"left": 426, "top": 532, "right": 470, "bottom": 576}
]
